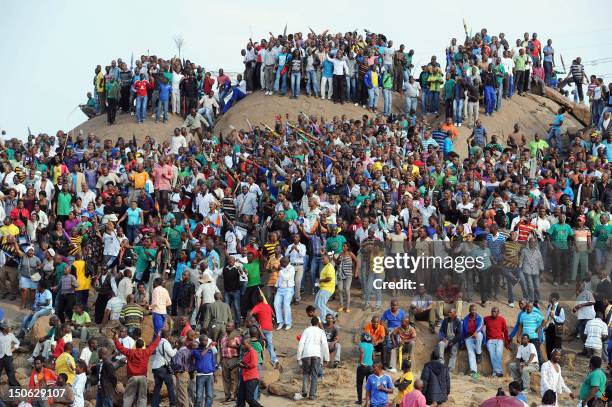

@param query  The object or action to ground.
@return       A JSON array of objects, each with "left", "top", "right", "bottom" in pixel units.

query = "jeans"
[
  {"left": 382, "top": 88, "right": 392, "bottom": 115},
  {"left": 368, "top": 87, "right": 379, "bottom": 109},
  {"left": 274, "top": 287, "right": 294, "bottom": 326},
  {"left": 346, "top": 75, "right": 356, "bottom": 101},
  {"left": 305, "top": 70, "right": 319, "bottom": 96},
  {"left": 429, "top": 90, "right": 440, "bottom": 113},
  {"left": 152, "top": 313, "right": 166, "bottom": 335},
  {"left": 467, "top": 101, "right": 479, "bottom": 127},
  {"left": 478, "top": 268, "right": 492, "bottom": 304},
  {"left": 320, "top": 76, "right": 333, "bottom": 99},
  {"left": 263, "top": 65, "right": 275, "bottom": 92},
  {"left": 332, "top": 74, "right": 345, "bottom": 103},
  {"left": 195, "top": 374, "right": 214, "bottom": 407},
  {"left": 23, "top": 308, "right": 52, "bottom": 331},
  {"left": 171, "top": 88, "right": 181, "bottom": 114},
  {"left": 236, "top": 378, "right": 262, "bottom": 407},
  {"left": 126, "top": 224, "right": 139, "bottom": 244},
  {"left": 547, "top": 126, "right": 562, "bottom": 149},
  {"left": 437, "top": 340, "right": 459, "bottom": 370},
  {"left": 465, "top": 334, "right": 482, "bottom": 373},
  {"left": 486, "top": 339, "right": 504, "bottom": 375},
  {"left": 421, "top": 88, "right": 429, "bottom": 113},
  {"left": 515, "top": 71, "right": 525, "bottom": 94},
  {"left": 152, "top": 367, "right": 177, "bottom": 407},
  {"left": 364, "top": 273, "right": 384, "bottom": 307},
  {"left": 315, "top": 289, "right": 336, "bottom": 320},
  {"left": 303, "top": 255, "right": 321, "bottom": 293},
  {"left": 293, "top": 264, "right": 304, "bottom": 302},
  {"left": 262, "top": 330, "right": 278, "bottom": 364},
  {"left": 338, "top": 277, "right": 352, "bottom": 309},
  {"left": 496, "top": 84, "right": 503, "bottom": 110},
  {"left": 225, "top": 290, "right": 241, "bottom": 326},
  {"left": 509, "top": 362, "right": 538, "bottom": 391},
  {"left": 453, "top": 99, "right": 464, "bottom": 124},
  {"left": 156, "top": 99, "right": 169, "bottom": 121},
  {"left": 484, "top": 85, "right": 496, "bottom": 114},
  {"left": 507, "top": 75, "right": 514, "bottom": 98},
  {"left": 405, "top": 96, "right": 417, "bottom": 114},
  {"left": 301, "top": 356, "right": 320, "bottom": 398},
  {"left": 197, "top": 107, "right": 215, "bottom": 127},
  {"left": 524, "top": 273, "right": 540, "bottom": 303},
  {"left": 135, "top": 95, "right": 147, "bottom": 122},
  {"left": 543, "top": 61, "right": 553, "bottom": 81},
  {"left": 96, "top": 393, "right": 113, "bottom": 407},
  {"left": 552, "top": 247, "right": 569, "bottom": 283},
  {"left": 505, "top": 267, "right": 528, "bottom": 303},
  {"left": 356, "top": 364, "right": 373, "bottom": 403},
  {"left": 274, "top": 67, "right": 288, "bottom": 95},
  {"left": 291, "top": 72, "right": 301, "bottom": 97}
]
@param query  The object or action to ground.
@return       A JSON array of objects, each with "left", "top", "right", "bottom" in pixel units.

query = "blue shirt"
[
  {"left": 159, "top": 83, "right": 172, "bottom": 101},
  {"left": 519, "top": 310, "right": 544, "bottom": 340},
  {"left": 552, "top": 113, "right": 564, "bottom": 128},
  {"left": 359, "top": 342, "right": 374, "bottom": 366},
  {"left": 322, "top": 59, "right": 334, "bottom": 78},
  {"left": 175, "top": 261, "right": 191, "bottom": 282},
  {"left": 486, "top": 234, "right": 506, "bottom": 262},
  {"left": 365, "top": 373, "right": 393, "bottom": 406},
  {"left": 126, "top": 207, "right": 142, "bottom": 226},
  {"left": 381, "top": 309, "right": 406, "bottom": 330},
  {"left": 543, "top": 45, "right": 554, "bottom": 63},
  {"left": 35, "top": 289, "right": 53, "bottom": 311}
]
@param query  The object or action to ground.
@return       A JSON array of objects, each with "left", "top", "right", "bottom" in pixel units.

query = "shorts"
[{"left": 19, "top": 276, "right": 38, "bottom": 290}]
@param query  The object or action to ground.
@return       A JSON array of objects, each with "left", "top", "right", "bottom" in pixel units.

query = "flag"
[{"left": 130, "top": 52, "right": 134, "bottom": 70}]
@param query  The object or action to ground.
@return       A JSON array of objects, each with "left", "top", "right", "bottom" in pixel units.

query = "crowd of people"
[{"left": 0, "top": 26, "right": 611, "bottom": 407}]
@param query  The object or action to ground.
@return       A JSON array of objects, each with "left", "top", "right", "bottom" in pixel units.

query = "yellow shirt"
[
  {"left": 372, "top": 161, "right": 383, "bottom": 173},
  {"left": 319, "top": 263, "right": 336, "bottom": 293},
  {"left": 73, "top": 260, "right": 91, "bottom": 291},
  {"left": 131, "top": 171, "right": 149, "bottom": 189},
  {"left": 0, "top": 224, "right": 20, "bottom": 243},
  {"left": 55, "top": 352, "right": 76, "bottom": 384},
  {"left": 396, "top": 371, "right": 415, "bottom": 403}
]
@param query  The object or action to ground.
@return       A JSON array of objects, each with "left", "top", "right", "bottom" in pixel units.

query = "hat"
[
  {"left": 25, "top": 246, "right": 34, "bottom": 253},
  {"left": 30, "top": 273, "right": 41, "bottom": 282},
  {"left": 199, "top": 273, "right": 213, "bottom": 284},
  {"left": 47, "top": 248, "right": 56, "bottom": 257}
]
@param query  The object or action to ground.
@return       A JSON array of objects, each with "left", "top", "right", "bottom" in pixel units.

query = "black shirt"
[{"left": 223, "top": 265, "right": 242, "bottom": 292}]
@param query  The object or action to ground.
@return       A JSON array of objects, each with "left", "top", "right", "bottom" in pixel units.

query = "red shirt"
[
  {"left": 251, "top": 302, "right": 274, "bottom": 331},
  {"left": 483, "top": 315, "right": 509, "bottom": 342},
  {"left": 517, "top": 223, "right": 536, "bottom": 242},
  {"left": 180, "top": 323, "right": 193, "bottom": 337},
  {"left": 241, "top": 347, "right": 259, "bottom": 381},
  {"left": 133, "top": 80, "right": 152, "bottom": 97},
  {"left": 114, "top": 336, "right": 161, "bottom": 377},
  {"left": 203, "top": 77, "right": 215, "bottom": 94}
]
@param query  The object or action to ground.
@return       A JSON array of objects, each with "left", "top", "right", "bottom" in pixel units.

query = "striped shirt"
[
  {"left": 431, "top": 131, "right": 447, "bottom": 149},
  {"left": 516, "top": 223, "right": 536, "bottom": 242},
  {"left": 119, "top": 304, "right": 144, "bottom": 328},
  {"left": 570, "top": 63, "right": 585, "bottom": 80},
  {"left": 519, "top": 310, "right": 544, "bottom": 340},
  {"left": 503, "top": 241, "right": 523, "bottom": 268}
]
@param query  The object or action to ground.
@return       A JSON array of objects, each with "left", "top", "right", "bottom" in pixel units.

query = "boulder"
[
  {"left": 561, "top": 352, "right": 576, "bottom": 371},
  {"left": 267, "top": 381, "right": 301, "bottom": 399},
  {"left": 543, "top": 87, "right": 591, "bottom": 127},
  {"left": 454, "top": 347, "right": 515, "bottom": 376},
  {"left": 140, "top": 315, "right": 174, "bottom": 341},
  {"left": 15, "top": 367, "right": 29, "bottom": 386},
  {"left": 260, "top": 365, "right": 280, "bottom": 387},
  {"left": 31, "top": 315, "right": 52, "bottom": 342},
  {"left": 530, "top": 371, "right": 541, "bottom": 394}
]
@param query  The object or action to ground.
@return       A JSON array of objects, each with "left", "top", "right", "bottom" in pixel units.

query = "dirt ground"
[{"left": 0, "top": 276, "right": 591, "bottom": 407}]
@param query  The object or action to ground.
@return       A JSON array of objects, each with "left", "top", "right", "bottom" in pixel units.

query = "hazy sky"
[{"left": 1, "top": 0, "right": 610, "bottom": 138}]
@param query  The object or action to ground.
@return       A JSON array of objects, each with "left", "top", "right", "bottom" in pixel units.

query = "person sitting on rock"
[
  {"left": 437, "top": 308, "right": 461, "bottom": 372},
  {"left": 509, "top": 334, "right": 539, "bottom": 394},
  {"left": 389, "top": 316, "right": 416, "bottom": 373}
]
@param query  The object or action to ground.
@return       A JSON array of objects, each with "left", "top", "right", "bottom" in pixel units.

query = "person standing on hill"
[
  {"left": 421, "top": 351, "right": 450, "bottom": 406},
  {"left": 132, "top": 74, "right": 153, "bottom": 124},
  {"left": 297, "top": 316, "right": 330, "bottom": 401},
  {"left": 105, "top": 77, "right": 120, "bottom": 125}
]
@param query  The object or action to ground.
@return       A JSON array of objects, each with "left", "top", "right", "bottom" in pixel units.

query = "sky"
[{"left": 1, "top": 0, "right": 611, "bottom": 139}]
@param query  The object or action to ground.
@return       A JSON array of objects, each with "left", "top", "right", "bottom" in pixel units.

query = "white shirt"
[
  {"left": 285, "top": 243, "right": 306, "bottom": 264},
  {"left": 328, "top": 57, "right": 349, "bottom": 76},
  {"left": 78, "top": 190, "right": 97, "bottom": 209},
  {"left": 72, "top": 372, "right": 87, "bottom": 407},
  {"left": 79, "top": 347, "right": 94, "bottom": 366},
  {"left": 403, "top": 81, "right": 421, "bottom": 98},
  {"left": 171, "top": 73, "right": 184, "bottom": 89},
  {"left": 199, "top": 95, "right": 219, "bottom": 111},
  {"left": 584, "top": 318, "right": 607, "bottom": 349},
  {"left": 0, "top": 333, "right": 19, "bottom": 357},
  {"left": 117, "top": 277, "right": 133, "bottom": 302},
  {"left": 105, "top": 297, "right": 126, "bottom": 321},
  {"left": 225, "top": 230, "right": 238, "bottom": 254},
  {"left": 151, "top": 338, "right": 178, "bottom": 369},
  {"left": 531, "top": 217, "right": 551, "bottom": 240},
  {"left": 297, "top": 325, "right": 330, "bottom": 362},
  {"left": 237, "top": 80, "right": 247, "bottom": 94},
  {"left": 501, "top": 57, "right": 515, "bottom": 75},
  {"left": 516, "top": 342, "right": 538, "bottom": 365},
  {"left": 540, "top": 361, "right": 571, "bottom": 396},
  {"left": 103, "top": 232, "right": 120, "bottom": 256},
  {"left": 170, "top": 135, "right": 188, "bottom": 155},
  {"left": 576, "top": 290, "right": 596, "bottom": 320},
  {"left": 196, "top": 282, "right": 220, "bottom": 307},
  {"left": 276, "top": 264, "right": 296, "bottom": 288}
]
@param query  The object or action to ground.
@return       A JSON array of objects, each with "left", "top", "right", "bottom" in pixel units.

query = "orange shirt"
[
  {"left": 364, "top": 323, "right": 386, "bottom": 344},
  {"left": 440, "top": 124, "right": 459, "bottom": 140}
]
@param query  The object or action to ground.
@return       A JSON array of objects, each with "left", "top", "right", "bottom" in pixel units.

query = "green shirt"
[
  {"left": 57, "top": 192, "right": 72, "bottom": 216},
  {"left": 71, "top": 311, "right": 91, "bottom": 326},
  {"left": 528, "top": 139, "right": 549, "bottom": 157},
  {"left": 427, "top": 73, "right": 443, "bottom": 92},
  {"left": 593, "top": 224, "right": 612, "bottom": 249},
  {"left": 251, "top": 339, "right": 264, "bottom": 364},
  {"left": 54, "top": 262, "right": 67, "bottom": 285},
  {"left": 163, "top": 226, "right": 183, "bottom": 250},
  {"left": 326, "top": 235, "right": 347, "bottom": 254},
  {"left": 134, "top": 246, "right": 156, "bottom": 277},
  {"left": 514, "top": 54, "right": 527, "bottom": 71},
  {"left": 579, "top": 368, "right": 606, "bottom": 401},
  {"left": 244, "top": 260, "right": 261, "bottom": 287},
  {"left": 547, "top": 223, "right": 574, "bottom": 249},
  {"left": 443, "top": 78, "right": 455, "bottom": 100},
  {"left": 284, "top": 208, "right": 298, "bottom": 221},
  {"left": 382, "top": 73, "right": 393, "bottom": 89}
]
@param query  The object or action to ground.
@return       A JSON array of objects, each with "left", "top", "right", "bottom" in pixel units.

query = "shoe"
[
  {"left": 564, "top": 282, "right": 569, "bottom": 287},
  {"left": 276, "top": 324, "right": 284, "bottom": 331},
  {"left": 273, "top": 360, "right": 280, "bottom": 369},
  {"left": 284, "top": 325, "right": 292, "bottom": 331},
  {"left": 354, "top": 103, "right": 359, "bottom": 106},
  {"left": 496, "top": 373, "right": 504, "bottom": 378},
  {"left": 27, "top": 357, "right": 34, "bottom": 364},
  {"left": 345, "top": 308, "right": 351, "bottom": 313},
  {"left": 508, "top": 302, "right": 515, "bottom": 308},
  {"left": 362, "top": 304, "right": 370, "bottom": 311},
  {"left": 471, "top": 372, "right": 481, "bottom": 380},
  {"left": 553, "top": 282, "right": 559, "bottom": 286},
  {"left": 458, "top": 123, "right": 462, "bottom": 127},
  {"left": 386, "top": 368, "right": 397, "bottom": 373},
  {"left": 338, "top": 307, "right": 345, "bottom": 313}
]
